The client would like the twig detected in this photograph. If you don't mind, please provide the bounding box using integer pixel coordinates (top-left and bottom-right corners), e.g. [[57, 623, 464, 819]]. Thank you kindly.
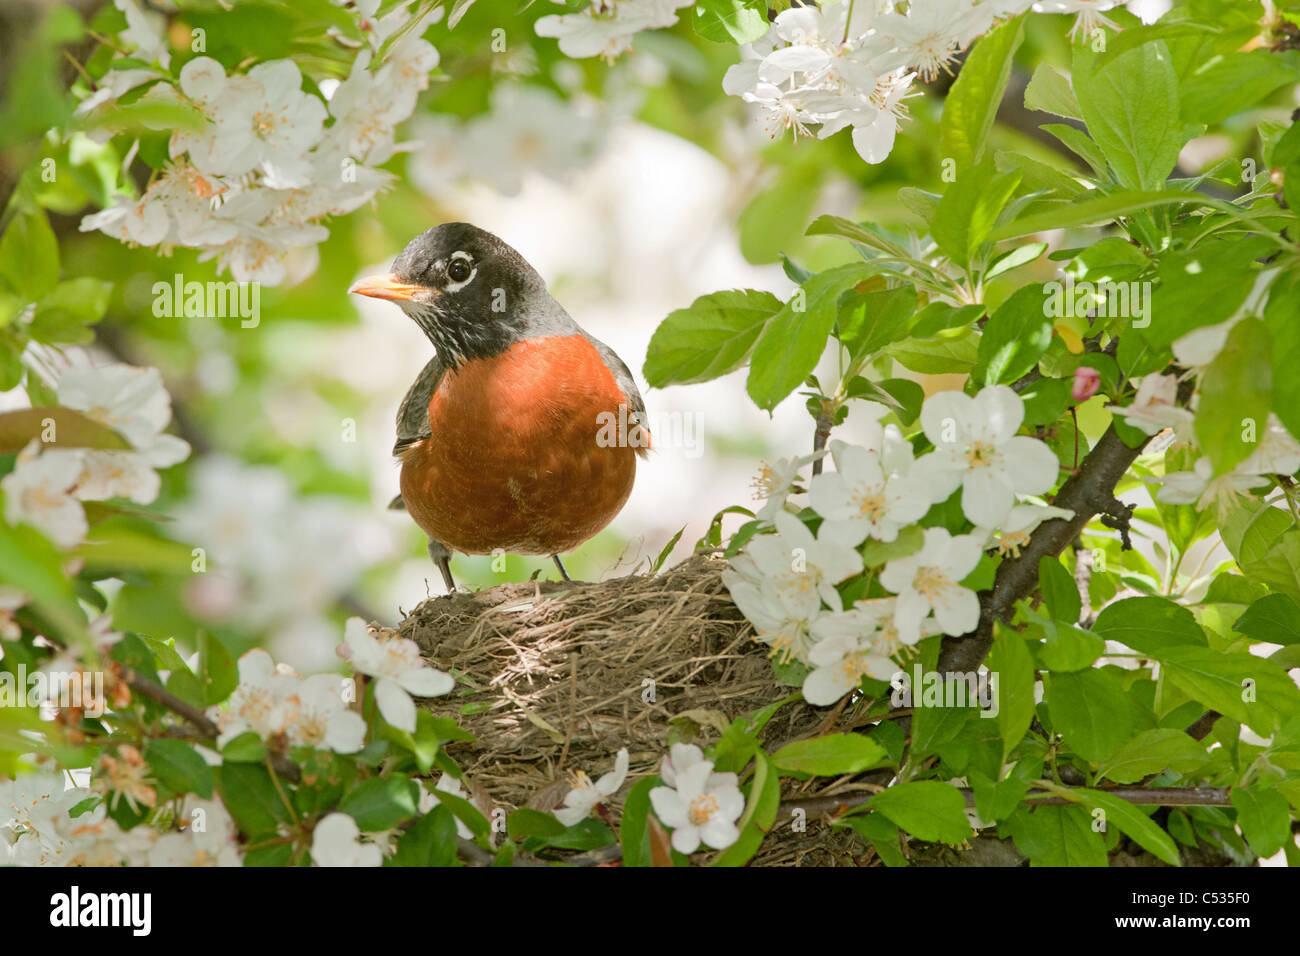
[[938, 422, 1150, 673], [119, 664, 219, 737], [119, 664, 302, 784], [779, 785, 1233, 818], [811, 407, 834, 477]]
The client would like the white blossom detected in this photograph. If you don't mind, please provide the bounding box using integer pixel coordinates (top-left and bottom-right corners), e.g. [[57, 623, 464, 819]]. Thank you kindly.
[[535, 0, 693, 61], [879, 527, 984, 643], [311, 813, 383, 867], [914, 385, 1060, 529], [340, 617, 453, 732], [809, 432, 934, 546], [649, 750, 744, 854], [554, 748, 630, 826]]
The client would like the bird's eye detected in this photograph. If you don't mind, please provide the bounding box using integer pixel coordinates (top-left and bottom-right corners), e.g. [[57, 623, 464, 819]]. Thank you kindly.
[[447, 257, 472, 283]]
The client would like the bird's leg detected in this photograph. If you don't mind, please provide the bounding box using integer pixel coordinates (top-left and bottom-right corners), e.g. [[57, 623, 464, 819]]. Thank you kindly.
[[551, 554, 571, 581], [428, 538, 456, 592]]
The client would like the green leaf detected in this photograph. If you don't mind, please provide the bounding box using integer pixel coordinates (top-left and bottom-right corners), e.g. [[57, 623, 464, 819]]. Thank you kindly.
[[1242, 531, 1300, 605], [72, 525, 197, 575], [692, 0, 768, 44], [145, 739, 215, 799], [747, 265, 874, 411], [1221, 499, 1295, 567], [970, 769, 1030, 824], [1078, 790, 1181, 866], [1073, 40, 1182, 190], [1141, 244, 1259, 350], [771, 733, 887, 776], [221, 732, 267, 764], [507, 807, 566, 840], [869, 781, 971, 844], [338, 777, 419, 831], [988, 189, 1197, 242], [939, 15, 1026, 173], [0, 209, 58, 301], [909, 303, 985, 338], [1036, 618, 1105, 673], [1155, 646, 1300, 736], [1091, 596, 1207, 655], [837, 286, 917, 362], [1041, 123, 1109, 177], [525, 817, 615, 852], [1195, 319, 1272, 474], [1047, 669, 1133, 761], [990, 625, 1036, 756], [996, 150, 1086, 199], [1038, 556, 1081, 624], [1003, 804, 1106, 866], [0, 406, 130, 454], [1230, 785, 1292, 858], [843, 812, 907, 866], [1181, 51, 1300, 126], [1095, 729, 1209, 784], [860, 523, 924, 567], [420, 787, 489, 840], [30, 277, 114, 344], [890, 329, 980, 374], [1233, 593, 1300, 646], [985, 242, 1048, 281], [196, 631, 238, 706], [1024, 63, 1081, 119], [806, 215, 912, 259], [392, 806, 460, 866], [618, 777, 658, 867], [976, 284, 1053, 386], [1264, 273, 1300, 441], [218, 763, 290, 838], [711, 751, 780, 866], [243, 843, 294, 867], [644, 289, 781, 387], [911, 695, 975, 759], [933, 159, 1021, 267]]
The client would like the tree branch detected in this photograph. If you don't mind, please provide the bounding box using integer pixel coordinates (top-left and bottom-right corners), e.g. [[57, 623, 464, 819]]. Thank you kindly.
[[119, 664, 302, 784], [780, 785, 1232, 818], [939, 422, 1150, 673]]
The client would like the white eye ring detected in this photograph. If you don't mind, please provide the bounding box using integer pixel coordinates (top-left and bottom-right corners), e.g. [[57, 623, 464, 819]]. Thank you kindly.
[[445, 252, 476, 291]]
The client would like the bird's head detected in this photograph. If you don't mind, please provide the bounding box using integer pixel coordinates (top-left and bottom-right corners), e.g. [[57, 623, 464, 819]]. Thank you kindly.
[[349, 222, 561, 368]]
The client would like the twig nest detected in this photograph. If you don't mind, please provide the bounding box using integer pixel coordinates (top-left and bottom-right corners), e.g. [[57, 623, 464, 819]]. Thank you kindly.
[[399, 554, 817, 812]]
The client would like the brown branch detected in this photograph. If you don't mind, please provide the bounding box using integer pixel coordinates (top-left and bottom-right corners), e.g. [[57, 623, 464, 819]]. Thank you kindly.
[[457, 836, 623, 868], [119, 664, 302, 784], [780, 786, 1233, 818], [939, 422, 1150, 673], [119, 664, 220, 737], [811, 407, 834, 477]]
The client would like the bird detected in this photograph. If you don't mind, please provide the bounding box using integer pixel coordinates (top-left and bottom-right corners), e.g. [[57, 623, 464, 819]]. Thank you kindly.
[[349, 222, 649, 592]]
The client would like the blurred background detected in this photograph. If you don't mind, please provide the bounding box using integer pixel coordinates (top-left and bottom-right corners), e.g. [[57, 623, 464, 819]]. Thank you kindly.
[[0, 0, 1232, 676]]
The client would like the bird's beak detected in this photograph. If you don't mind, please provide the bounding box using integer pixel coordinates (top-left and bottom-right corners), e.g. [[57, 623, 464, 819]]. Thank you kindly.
[[348, 273, 430, 303]]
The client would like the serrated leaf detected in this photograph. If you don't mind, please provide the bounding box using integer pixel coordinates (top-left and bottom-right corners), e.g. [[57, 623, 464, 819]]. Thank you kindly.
[[869, 782, 971, 844], [644, 288, 781, 387]]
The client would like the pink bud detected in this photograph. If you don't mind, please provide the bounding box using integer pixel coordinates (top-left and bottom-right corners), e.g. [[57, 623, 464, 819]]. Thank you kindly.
[[1072, 366, 1101, 403]]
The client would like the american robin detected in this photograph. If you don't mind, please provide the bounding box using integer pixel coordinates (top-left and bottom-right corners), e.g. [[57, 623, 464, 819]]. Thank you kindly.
[[349, 222, 650, 591]]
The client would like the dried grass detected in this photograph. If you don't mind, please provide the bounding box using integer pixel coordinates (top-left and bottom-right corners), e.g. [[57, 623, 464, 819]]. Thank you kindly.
[[394, 553, 877, 863]]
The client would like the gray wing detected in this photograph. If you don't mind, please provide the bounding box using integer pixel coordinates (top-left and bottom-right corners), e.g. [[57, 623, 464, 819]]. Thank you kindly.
[[583, 332, 646, 420], [388, 355, 445, 511], [583, 332, 650, 455]]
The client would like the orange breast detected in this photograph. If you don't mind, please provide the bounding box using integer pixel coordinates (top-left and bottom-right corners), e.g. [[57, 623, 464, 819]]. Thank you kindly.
[[399, 335, 643, 556]]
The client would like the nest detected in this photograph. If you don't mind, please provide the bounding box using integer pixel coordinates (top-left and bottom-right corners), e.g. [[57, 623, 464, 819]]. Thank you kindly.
[[397, 553, 877, 864]]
